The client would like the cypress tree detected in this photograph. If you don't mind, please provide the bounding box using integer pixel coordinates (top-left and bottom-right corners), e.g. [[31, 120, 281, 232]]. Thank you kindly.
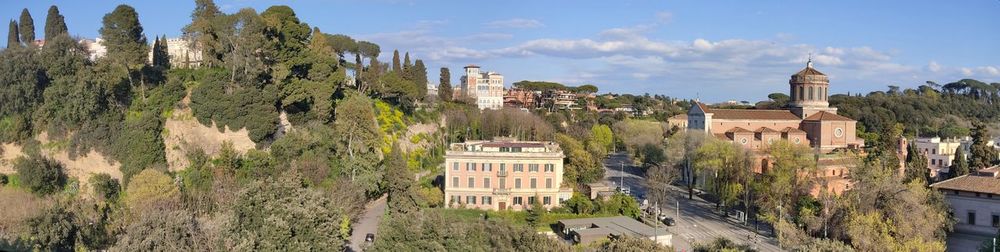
[[391, 49, 401, 72], [19, 9, 34, 44], [438, 67, 452, 102], [403, 52, 411, 69], [44, 5, 68, 41], [413, 59, 427, 98], [950, 147, 970, 178], [7, 20, 18, 48], [354, 53, 362, 86]]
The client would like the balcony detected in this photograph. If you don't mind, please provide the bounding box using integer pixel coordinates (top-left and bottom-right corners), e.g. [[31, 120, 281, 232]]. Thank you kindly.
[[493, 188, 510, 195], [498, 170, 508, 177]]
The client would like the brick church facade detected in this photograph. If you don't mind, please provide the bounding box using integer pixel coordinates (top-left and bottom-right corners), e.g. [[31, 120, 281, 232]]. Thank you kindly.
[[684, 61, 865, 195]]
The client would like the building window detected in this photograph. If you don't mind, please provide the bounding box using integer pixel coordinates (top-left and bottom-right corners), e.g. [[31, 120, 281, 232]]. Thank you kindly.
[[484, 178, 491, 188], [483, 196, 492, 205], [451, 195, 460, 204], [798, 86, 804, 100], [499, 178, 506, 189], [835, 128, 844, 138], [452, 162, 459, 171], [794, 137, 801, 144], [808, 86, 814, 100], [500, 163, 506, 171], [515, 178, 522, 189], [543, 196, 551, 205], [544, 164, 554, 172], [484, 163, 492, 172], [969, 211, 977, 225], [932, 149, 936, 155], [468, 177, 475, 188], [514, 164, 524, 172], [467, 163, 476, 171], [529, 164, 539, 172], [530, 178, 537, 189], [513, 197, 523, 205], [528, 196, 536, 204], [546, 178, 553, 189], [467, 196, 476, 205], [452, 177, 459, 187], [931, 159, 936, 165], [740, 138, 748, 144]]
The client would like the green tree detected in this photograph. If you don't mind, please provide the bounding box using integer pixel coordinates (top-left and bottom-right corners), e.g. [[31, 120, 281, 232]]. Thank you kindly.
[[151, 35, 171, 68], [403, 52, 411, 69], [14, 156, 66, 195], [111, 208, 208, 251], [598, 235, 671, 252], [555, 133, 602, 185], [438, 67, 453, 102], [325, 33, 357, 59], [0, 45, 46, 116], [100, 4, 149, 98], [90, 173, 121, 201], [18, 9, 34, 44], [562, 193, 595, 214], [950, 147, 970, 177], [220, 8, 271, 87], [334, 94, 384, 196], [755, 140, 816, 222], [695, 140, 752, 210], [969, 121, 998, 170], [44, 5, 68, 41], [27, 205, 78, 251], [590, 124, 614, 155], [226, 178, 347, 251], [260, 5, 310, 66], [904, 143, 929, 184], [525, 193, 545, 228], [183, 0, 224, 67], [7, 19, 18, 48], [391, 49, 401, 72], [412, 59, 428, 99], [600, 192, 641, 218], [356, 40, 380, 59], [386, 143, 421, 215]]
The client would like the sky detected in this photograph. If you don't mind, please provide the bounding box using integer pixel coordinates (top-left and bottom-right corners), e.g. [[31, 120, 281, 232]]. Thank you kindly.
[[2, 0, 999, 102]]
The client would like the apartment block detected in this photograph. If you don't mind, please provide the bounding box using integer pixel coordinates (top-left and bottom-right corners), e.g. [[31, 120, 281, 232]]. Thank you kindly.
[[444, 139, 572, 211]]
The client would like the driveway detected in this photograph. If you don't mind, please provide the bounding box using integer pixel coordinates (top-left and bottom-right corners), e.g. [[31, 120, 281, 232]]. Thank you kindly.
[[348, 194, 387, 251]]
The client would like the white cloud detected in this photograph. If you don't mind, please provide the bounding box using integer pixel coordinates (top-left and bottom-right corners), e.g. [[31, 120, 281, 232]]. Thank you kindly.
[[484, 18, 544, 29], [928, 61, 942, 72]]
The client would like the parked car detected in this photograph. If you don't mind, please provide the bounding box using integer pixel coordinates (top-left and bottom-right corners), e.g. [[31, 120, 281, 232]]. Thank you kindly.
[[662, 217, 676, 226], [365, 233, 375, 244], [657, 213, 669, 221]]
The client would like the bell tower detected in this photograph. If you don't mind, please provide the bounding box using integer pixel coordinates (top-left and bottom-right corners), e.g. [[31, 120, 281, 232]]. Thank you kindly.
[[789, 57, 837, 118]]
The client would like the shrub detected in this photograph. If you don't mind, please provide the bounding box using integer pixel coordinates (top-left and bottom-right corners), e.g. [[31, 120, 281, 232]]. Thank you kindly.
[[89, 173, 120, 201], [13, 156, 66, 195]]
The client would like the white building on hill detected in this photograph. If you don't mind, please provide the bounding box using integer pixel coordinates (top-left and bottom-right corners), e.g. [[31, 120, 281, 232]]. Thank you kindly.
[[460, 65, 504, 110]]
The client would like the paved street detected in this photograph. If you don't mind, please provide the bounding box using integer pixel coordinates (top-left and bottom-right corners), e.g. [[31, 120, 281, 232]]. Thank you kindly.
[[348, 194, 387, 252], [602, 152, 783, 251]]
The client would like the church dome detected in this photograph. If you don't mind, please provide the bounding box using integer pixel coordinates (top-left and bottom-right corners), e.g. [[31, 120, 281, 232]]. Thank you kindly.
[[790, 60, 828, 83]]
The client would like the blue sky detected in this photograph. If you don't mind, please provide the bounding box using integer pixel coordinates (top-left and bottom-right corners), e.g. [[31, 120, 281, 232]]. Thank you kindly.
[[2, 0, 998, 102]]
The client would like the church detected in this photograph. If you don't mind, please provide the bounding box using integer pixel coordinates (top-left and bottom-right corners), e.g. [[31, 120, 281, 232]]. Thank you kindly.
[[682, 60, 865, 194]]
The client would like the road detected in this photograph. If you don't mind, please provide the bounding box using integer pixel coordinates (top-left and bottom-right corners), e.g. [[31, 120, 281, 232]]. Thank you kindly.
[[602, 152, 783, 251], [348, 194, 386, 252]]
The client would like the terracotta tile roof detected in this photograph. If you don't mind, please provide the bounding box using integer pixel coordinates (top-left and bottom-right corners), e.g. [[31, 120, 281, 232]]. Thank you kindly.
[[727, 127, 753, 134], [695, 102, 710, 113], [714, 133, 731, 140], [931, 167, 1000, 194], [706, 108, 801, 121], [669, 114, 688, 120], [793, 66, 826, 76], [803, 111, 854, 121], [782, 127, 806, 133], [756, 127, 780, 133]]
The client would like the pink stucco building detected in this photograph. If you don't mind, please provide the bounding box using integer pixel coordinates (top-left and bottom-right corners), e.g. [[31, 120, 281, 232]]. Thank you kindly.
[[444, 139, 573, 211]]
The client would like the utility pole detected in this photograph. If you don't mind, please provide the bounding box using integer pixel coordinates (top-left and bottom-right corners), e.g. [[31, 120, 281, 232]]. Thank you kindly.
[[620, 161, 624, 192]]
